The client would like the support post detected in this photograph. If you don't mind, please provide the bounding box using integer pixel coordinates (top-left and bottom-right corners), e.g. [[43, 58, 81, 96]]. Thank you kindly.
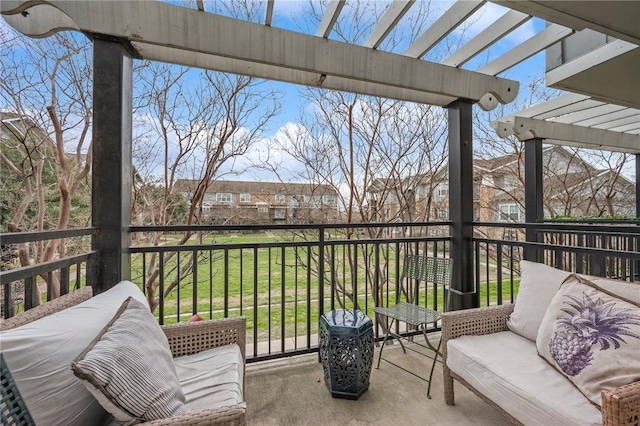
[[448, 100, 476, 310], [88, 37, 133, 293], [524, 138, 544, 262]]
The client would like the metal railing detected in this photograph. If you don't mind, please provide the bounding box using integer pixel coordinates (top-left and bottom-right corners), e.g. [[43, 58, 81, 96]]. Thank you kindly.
[[2, 220, 638, 363], [128, 222, 451, 361], [0, 228, 94, 318]]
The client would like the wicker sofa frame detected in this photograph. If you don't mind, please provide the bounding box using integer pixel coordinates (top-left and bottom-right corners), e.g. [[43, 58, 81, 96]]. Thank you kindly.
[[441, 303, 640, 426], [1, 286, 247, 426]]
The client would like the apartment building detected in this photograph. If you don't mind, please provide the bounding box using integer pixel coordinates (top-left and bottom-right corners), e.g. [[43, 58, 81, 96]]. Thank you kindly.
[[174, 179, 340, 225], [368, 146, 636, 228]]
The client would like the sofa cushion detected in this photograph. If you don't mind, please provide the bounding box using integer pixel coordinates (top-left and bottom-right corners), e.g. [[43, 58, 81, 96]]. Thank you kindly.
[[537, 274, 640, 407], [174, 343, 244, 412], [587, 276, 640, 304], [447, 331, 602, 426], [72, 297, 188, 424], [507, 260, 572, 341], [0, 281, 147, 426]]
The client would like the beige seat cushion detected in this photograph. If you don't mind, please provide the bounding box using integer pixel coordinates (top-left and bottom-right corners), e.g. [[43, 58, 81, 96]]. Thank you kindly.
[[174, 344, 244, 412], [447, 331, 602, 426], [0, 281, 148, 426]]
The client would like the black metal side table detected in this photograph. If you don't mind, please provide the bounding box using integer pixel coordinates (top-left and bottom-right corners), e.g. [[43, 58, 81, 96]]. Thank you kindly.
[[319, 309, 374, 400]]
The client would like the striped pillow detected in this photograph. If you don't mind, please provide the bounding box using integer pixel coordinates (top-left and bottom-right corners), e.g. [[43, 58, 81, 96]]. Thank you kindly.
[[72, 297, 188, 423]]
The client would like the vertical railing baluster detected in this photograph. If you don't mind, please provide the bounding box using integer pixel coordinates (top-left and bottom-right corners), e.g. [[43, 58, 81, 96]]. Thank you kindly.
[[159, 253, 165, 325], [268, 247, 272, 355], [3, 283, 13, 319], [223, 249, 228, 318], [281, 245, 286, 354], [192, 249, 198, 316], [253, 247, 259, 357], [306, 244, 311, 349], [60, 266, 69, 296]]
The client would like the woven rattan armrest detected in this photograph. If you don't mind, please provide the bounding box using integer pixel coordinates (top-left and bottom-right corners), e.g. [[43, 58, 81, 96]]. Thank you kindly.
[[162, 317, 247, 360], [441, 303, 514, 344], [602, 381, 640, 426], [0, 286, 94, 331], [141, 402, 247, 426]]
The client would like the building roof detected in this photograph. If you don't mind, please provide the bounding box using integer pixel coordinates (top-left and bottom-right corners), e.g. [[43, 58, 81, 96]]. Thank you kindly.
[[174, 179, 337, 196]]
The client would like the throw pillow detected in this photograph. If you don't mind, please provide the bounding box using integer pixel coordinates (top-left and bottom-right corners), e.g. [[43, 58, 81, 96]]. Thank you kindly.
[[0, 281, 148, 426], [536, 274, 640, 407], [72, 297, 188, 424], [507, 260, 572, 341]]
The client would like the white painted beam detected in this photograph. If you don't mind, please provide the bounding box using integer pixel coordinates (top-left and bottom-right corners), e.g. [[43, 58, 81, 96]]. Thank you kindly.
[[508, 93, 589, 119], [315, 0, 345, 38], [265, 0, 274, 26], [363, 0, 415, 49], [546, 39, 639, 87], [534, 99, 601, 120], [491, 116, 640, 153], [591, 113, 640, 130], [550, 104, 626, 125], [442, 9, 530, 67], [478, 24, 573, 76], [2, 1, 519, 106], [134, 42, 458, 106], [403, 0, 485, 58]]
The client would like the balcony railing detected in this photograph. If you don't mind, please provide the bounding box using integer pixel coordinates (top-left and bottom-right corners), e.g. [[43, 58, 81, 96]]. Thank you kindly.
[[2, 221, 638, 362]]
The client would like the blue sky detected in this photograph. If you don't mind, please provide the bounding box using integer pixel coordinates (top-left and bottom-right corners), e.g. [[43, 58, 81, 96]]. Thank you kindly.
[[1, 1, 634, 181]]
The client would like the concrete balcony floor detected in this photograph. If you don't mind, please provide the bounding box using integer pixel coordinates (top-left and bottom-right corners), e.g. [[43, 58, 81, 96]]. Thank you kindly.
[[245, 337, 511, 426]]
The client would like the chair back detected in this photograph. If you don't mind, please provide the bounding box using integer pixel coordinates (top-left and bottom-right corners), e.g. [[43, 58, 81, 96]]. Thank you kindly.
[[402, 254, 453, 311], [1, 353, 34, 426]]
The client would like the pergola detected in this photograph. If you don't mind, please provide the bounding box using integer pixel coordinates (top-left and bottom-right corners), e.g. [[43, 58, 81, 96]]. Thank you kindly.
[[490, 93, 640, 259], [2, 0, 639, 307]]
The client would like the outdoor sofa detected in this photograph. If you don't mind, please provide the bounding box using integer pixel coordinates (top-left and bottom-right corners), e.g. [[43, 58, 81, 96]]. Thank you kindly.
[[1, 281, 246, 425], [442, 260, 640, 425]]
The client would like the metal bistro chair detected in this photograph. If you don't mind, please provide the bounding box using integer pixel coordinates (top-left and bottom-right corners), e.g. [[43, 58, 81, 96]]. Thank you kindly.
[[374, 254, 454, 399]]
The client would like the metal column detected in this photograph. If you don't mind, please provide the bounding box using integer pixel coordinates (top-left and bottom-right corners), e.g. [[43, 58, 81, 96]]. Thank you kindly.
[[88, 36, 133, 293], [524, 138, 544, 262], [448, 100, 476, 310]]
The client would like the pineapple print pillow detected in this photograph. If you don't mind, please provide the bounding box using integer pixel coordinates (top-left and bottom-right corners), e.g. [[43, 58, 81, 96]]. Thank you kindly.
[[536, 274, 640, 407]]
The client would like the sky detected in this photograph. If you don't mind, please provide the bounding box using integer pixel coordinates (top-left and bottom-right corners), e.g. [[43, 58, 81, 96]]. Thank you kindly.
[[1, 0, 635, 182]]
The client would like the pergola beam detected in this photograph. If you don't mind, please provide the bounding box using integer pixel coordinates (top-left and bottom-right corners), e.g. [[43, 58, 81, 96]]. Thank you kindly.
[[133, 42, 457, 105], [492, 116, 640, 153], [363, 0, 414, 49], [1, 0, 519, 107], [265, 0, 274, 26], [315, 0, 345, 38], [404, 0, 485, 59], [478, 24, 574, 76], [442, 9, 530, 67]]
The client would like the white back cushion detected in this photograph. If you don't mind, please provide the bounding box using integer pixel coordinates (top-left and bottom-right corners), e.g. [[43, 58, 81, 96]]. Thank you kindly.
[[507, 261, 572, 341], [1, 281, 147, 426]]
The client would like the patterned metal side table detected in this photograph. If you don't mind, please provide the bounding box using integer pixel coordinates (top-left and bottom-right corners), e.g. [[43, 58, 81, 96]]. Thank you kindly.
[[319, 309, 374, 400]]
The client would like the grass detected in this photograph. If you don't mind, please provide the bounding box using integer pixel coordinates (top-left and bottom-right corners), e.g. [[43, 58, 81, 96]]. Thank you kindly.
[[127, 232, 522, 343]]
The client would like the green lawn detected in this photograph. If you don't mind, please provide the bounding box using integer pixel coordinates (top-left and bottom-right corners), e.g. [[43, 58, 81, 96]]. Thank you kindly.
[[128, 232, 521, 342]]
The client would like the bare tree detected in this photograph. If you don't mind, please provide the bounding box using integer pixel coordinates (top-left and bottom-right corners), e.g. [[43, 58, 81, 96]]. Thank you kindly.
[[1, 30, 93, 302], [133, 62, 281, 311]]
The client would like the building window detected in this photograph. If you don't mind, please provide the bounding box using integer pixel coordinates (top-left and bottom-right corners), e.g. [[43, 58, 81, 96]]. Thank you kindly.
[[273, 209, 286, 219], [258, 206, 268, 213], [216, 193, 233, 204], [322, 195, 336, 204], [240, 193, 251, 202], [497, 203, 522, 222], [435, 183, 448, 200], [275, 194, 285, 203]]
